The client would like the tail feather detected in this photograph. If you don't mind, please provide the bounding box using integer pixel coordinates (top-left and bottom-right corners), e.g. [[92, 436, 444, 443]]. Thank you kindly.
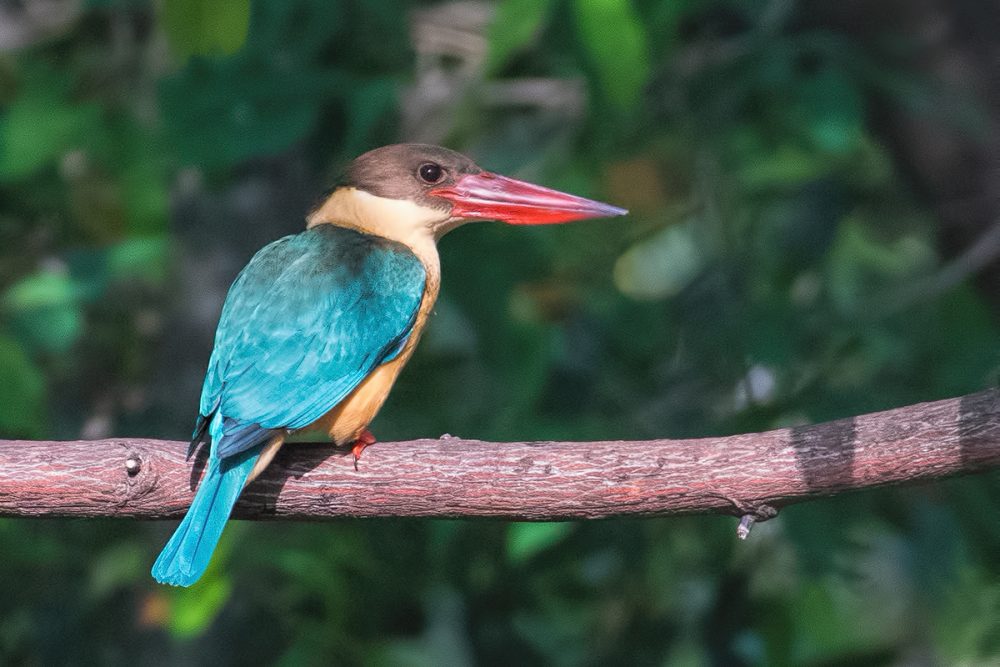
[[151, 446, 261, 586]]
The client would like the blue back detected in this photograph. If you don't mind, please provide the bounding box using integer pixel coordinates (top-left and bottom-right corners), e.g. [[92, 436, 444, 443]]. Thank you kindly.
[[200, 224, 426, 458]]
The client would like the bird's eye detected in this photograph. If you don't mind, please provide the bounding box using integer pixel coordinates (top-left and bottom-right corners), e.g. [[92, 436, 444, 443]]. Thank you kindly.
[[418, 162, 444, 184]]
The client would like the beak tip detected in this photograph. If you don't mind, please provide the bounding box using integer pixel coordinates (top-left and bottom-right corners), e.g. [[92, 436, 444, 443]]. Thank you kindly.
[[595, 203, 629, 218]]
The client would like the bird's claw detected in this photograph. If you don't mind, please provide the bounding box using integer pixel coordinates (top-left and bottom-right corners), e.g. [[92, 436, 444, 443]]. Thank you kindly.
[[351, 430, 376, 471]]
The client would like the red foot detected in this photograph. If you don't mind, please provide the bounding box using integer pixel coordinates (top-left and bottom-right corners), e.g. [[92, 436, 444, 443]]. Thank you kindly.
[[351, 430, 376, 471]]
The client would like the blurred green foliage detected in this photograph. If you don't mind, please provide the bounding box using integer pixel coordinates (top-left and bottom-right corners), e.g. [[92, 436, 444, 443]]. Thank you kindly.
[[161, 0, 252, 60], [1, 0, 999, 664]]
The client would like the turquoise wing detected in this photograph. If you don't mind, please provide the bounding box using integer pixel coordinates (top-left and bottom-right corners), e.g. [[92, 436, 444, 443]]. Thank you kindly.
[[198, 224, 426, 458]]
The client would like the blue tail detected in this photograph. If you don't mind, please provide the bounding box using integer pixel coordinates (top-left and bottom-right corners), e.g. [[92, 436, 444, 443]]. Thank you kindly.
[[151, 446, 261, 586]]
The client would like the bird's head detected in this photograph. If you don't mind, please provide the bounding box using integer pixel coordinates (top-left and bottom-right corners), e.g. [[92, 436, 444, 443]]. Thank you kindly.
[[308, 144, 627, 247]]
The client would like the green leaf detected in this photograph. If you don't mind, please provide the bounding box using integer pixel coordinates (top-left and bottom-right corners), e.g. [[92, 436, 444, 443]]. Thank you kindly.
[[572, 0, 650, 108], [3, 270, 86, 355], [168, 575, 232, 637], [166, 526, 241, 637], [4, 269, 84, 311], [0, 66, 101, 181], [797, 66, 865, 154], [106, 237, 170, 284], [88, 543, 145, 600], [736, 143, 832, 191], [161, 0, 252, 59], [507, 522, 573, 563], [613, 222, 705, 300], [485, 0, 554, 74], [109, 122, 170, 236], [826, 218, 935, 311], [0, 336, 45, 437]]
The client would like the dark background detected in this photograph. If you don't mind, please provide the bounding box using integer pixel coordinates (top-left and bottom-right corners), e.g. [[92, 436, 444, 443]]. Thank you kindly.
[[2, 0, 1000, 664]]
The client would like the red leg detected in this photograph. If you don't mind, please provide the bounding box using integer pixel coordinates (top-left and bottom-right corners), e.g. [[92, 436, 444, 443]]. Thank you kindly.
[[351, 429, 376, 471]]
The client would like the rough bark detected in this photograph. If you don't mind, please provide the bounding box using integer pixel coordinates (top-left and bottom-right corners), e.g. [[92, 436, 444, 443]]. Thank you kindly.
[[0, 390, 998, 523]]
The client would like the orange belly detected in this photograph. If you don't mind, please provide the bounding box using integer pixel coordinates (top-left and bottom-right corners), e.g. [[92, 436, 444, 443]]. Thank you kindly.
[[305, 355, 409, 445]]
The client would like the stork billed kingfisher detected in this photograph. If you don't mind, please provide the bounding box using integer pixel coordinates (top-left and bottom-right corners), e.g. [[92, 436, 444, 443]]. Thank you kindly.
[[152, 144, 626, 586]]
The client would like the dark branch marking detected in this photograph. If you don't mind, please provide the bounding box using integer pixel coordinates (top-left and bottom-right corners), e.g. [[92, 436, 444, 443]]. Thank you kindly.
[[789, 416, 856, 493], [959, 390, 1000, 467]]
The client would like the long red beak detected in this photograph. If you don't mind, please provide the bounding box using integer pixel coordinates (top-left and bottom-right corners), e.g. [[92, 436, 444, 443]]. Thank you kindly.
[[429, 172, 627, 225]]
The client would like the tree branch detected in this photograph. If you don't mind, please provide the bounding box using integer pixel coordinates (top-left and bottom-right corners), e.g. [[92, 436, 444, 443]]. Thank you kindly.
[[1, 390, 998, 524]]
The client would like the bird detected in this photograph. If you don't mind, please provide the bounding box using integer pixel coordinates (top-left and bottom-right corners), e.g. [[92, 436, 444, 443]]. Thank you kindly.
[[151, 144, 627, 586]]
